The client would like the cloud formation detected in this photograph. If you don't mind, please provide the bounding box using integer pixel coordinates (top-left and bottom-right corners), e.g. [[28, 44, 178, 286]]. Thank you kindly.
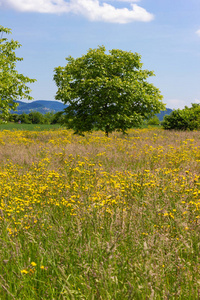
[[0, 0, 154, 23], [194, 99, 200, 104], [196, 29, 200, 37], [167, 99, 187, 110], [167, 98, 200, 110], [107, 0, 141, 2]]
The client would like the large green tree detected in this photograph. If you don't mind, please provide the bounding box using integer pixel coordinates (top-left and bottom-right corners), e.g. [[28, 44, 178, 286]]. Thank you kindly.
[[0, 26, 36, 121], [54, 46, 165, 136]]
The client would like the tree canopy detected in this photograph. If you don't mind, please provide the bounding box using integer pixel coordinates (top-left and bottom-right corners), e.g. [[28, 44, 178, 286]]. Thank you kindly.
[[162, 103, 200, 131], [54, 46, 165, 135], [0, 25, 36, 121]]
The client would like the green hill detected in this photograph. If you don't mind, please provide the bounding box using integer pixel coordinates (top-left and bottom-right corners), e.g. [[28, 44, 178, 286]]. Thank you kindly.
[[11, 100, 173, 121], [11, 100, 68, 114]]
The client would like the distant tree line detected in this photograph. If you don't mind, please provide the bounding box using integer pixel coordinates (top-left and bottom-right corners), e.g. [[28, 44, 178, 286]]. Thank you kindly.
[[5, 110, 161, 127], [162, 103, 200, 131], [7, 104, 199, 131], [8, 111, 65, 125]]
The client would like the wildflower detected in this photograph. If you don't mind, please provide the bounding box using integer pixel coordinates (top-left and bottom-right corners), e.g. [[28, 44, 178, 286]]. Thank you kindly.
[[31, 262, 37, 267], [21, 269, 28, 274], [40, 265, 47, 270]]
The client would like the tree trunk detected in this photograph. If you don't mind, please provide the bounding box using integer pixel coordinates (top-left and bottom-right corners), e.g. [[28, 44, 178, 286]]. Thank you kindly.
[[105, 125, 109, 137]]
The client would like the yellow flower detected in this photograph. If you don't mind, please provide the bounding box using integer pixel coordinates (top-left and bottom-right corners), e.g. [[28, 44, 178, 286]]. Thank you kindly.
[[21, 269, 28, 274], [31, 262, 37, 267]]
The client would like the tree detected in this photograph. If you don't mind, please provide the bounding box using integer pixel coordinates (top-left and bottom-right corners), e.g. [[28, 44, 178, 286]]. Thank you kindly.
[[8, 113, 20, 123], [162, 103, 200, 131], [28, 111, 45, 124], [20, 112, 32, 124], [54, 46, 165, 136], [51, 111, 65, 124], [43, 112, 54, 125], [0, 26, 36, 121], [147, 115, 160, 126]]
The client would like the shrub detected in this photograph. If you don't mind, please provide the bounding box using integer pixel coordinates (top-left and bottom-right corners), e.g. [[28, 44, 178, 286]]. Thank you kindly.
[[147, 115, 160, 126], [28, 112, 45, 124], [19, 113, 32, 124], [51, 111, 65, 124], [8, 113, 20, 123], [162, 103, 200, 130], [43, 112, 55, 125]]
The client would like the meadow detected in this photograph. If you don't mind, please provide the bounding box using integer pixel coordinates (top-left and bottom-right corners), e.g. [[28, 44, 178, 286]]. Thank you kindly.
[[0, 126, 200, 299]]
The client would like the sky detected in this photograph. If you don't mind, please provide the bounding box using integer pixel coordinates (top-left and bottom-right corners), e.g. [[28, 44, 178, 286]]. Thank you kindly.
[[0, 0, 200, 109]]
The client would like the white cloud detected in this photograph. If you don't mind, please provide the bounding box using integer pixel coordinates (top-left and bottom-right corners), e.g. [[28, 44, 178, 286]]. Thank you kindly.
[[196, 29, 200, 37], [166, 99, 200, 110], [107, 0, 141, 2], [194, 98, 200, 104], [0, 0, 154, 23], [166, 99, 188, 109], [0, 0, 70, 13]]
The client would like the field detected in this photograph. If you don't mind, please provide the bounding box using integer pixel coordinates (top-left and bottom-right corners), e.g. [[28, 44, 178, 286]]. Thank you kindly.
[[0, 123, 61, 131], [0, 126, 200, 299]]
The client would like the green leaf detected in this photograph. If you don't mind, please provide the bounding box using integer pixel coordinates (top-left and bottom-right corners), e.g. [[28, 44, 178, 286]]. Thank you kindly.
[[54, 46, 165, 136], [0, 25, 36, 122]]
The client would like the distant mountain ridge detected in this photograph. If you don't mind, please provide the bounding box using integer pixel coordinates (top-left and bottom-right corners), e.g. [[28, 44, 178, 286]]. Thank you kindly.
[[11, 100, 173, 121], [156, 108, 173, 121], [11, 100, 68, 114]]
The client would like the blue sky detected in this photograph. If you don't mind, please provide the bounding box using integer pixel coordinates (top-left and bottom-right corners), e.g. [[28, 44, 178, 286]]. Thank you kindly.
[[0, 0, 200, 109]]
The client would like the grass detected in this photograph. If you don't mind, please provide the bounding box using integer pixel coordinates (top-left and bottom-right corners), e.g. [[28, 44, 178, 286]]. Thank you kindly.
[[0, 127, 200, 299], [0, 123, 62, 131]]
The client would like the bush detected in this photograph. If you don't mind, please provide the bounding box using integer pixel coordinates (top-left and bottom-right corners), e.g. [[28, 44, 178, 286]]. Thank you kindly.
[[43, 112, 55, 125], [19, 113, 32, 124], [8, 114, 20, 123], [7, 111, 65, 125], [162, 103, 200, 130], [28, 112, 45, 124], [147, 115, 160, 126], [51, 111, 65, 124]]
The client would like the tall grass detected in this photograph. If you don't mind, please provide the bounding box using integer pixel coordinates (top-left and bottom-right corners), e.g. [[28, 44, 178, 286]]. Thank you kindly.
[[0, 123, 61, 131], [0, 127, 200, 299]]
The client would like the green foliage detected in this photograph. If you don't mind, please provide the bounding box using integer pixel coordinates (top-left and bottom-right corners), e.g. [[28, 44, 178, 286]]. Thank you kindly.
[[54, 46, 165, 136], [0, 123, 61, 130], [43, 112, 55, 125], [28, 111, 45, 124], [0, 129, 200, 298], [147, 115, 160, 126], [8, 113, 20, 123], [20, 112, 32, 124], [6, 111, 64, 125], [0, 25, 36, 121], [50, 111, 65, 124], [162, 103, 200, 130]]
